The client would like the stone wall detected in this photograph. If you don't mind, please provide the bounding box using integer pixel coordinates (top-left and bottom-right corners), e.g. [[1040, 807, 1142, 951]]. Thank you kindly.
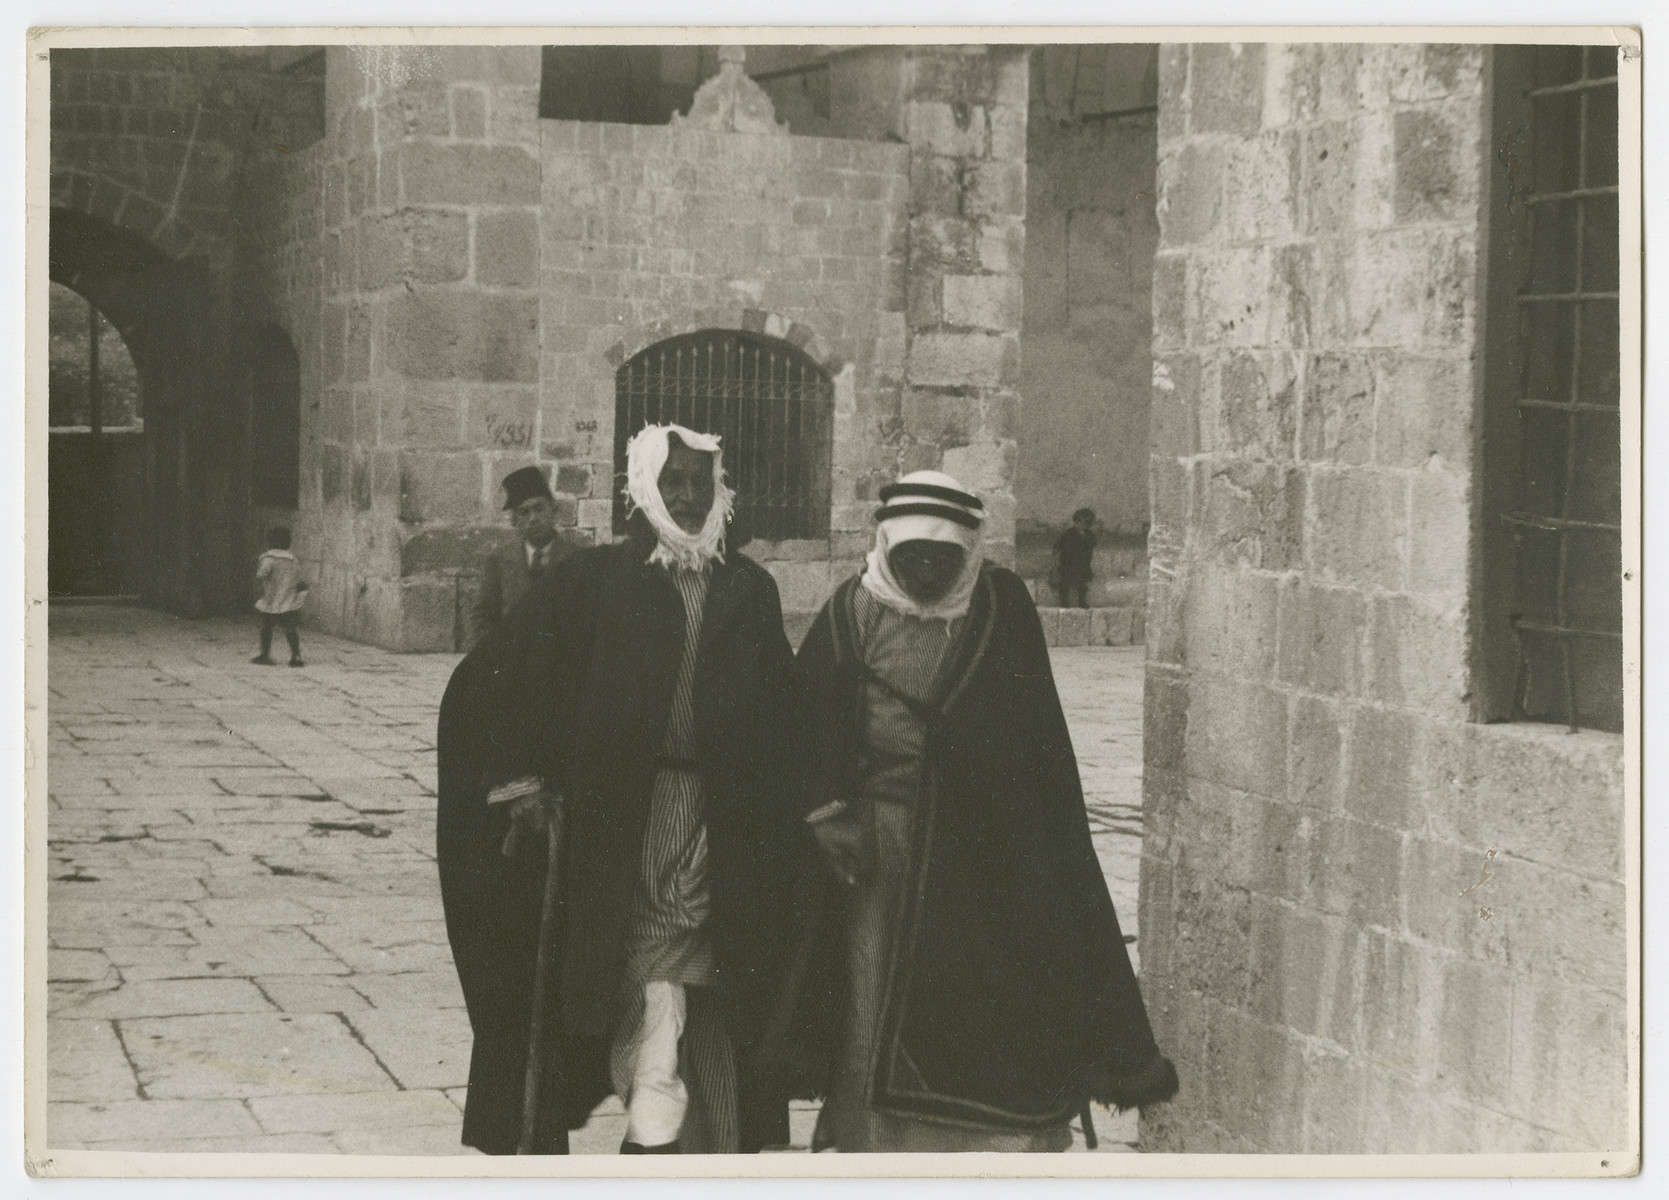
[[1020, 45, 1158, 545], [49, 47, 326, 613], [535, 103, 909, 630], [50, 47, 324, 262], [1139, 43, 1627, 1153], [257, 45, 1028, 647], [265, 46, 545, 649]]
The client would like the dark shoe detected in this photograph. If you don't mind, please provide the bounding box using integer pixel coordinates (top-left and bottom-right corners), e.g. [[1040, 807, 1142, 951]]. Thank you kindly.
[[251, 655, 275, 665], [288, 658, 305, 668], [620, 1140, 680, 1154]]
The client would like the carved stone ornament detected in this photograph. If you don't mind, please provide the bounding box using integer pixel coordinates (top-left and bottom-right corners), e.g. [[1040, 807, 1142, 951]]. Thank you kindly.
[[672, 45, 788, 136]]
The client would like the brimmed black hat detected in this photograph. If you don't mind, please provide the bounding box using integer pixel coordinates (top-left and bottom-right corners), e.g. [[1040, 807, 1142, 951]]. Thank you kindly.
[[501, 466, 554, 511]]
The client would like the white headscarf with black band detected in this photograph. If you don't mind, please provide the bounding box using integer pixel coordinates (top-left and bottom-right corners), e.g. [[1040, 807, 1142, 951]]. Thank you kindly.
[[623, 423, 736, 572], [861, 470, 985, 621]]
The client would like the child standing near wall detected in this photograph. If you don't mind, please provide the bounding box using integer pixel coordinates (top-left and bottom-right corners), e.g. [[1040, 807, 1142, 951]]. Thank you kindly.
[[1050, 507, 1098, 609], [253, 526, 308, 667]]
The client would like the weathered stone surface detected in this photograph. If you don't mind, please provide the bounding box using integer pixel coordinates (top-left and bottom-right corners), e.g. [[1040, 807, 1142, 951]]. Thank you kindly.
[[399, 142, 540, 207], [473, 208, 540, 288], [385, 291, 539, 383], [121, 1011, 398, 1099]]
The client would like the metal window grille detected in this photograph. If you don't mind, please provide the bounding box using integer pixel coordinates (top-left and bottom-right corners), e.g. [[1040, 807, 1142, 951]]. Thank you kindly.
[[1504, 45, 1623, 733], [613, 330, 835, 541]]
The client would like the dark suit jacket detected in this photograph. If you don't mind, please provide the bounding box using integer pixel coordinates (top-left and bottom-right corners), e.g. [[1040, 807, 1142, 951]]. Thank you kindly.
[[467, 539, 569, 652]]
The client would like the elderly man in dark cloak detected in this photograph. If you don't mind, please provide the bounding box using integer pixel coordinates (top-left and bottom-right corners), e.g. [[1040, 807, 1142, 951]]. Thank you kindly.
[[436, 424, 799, 1155], [769, 470, 1178, 1152]]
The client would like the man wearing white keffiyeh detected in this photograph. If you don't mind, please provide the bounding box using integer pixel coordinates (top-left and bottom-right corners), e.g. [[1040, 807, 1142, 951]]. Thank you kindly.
[[436, 423, 802, 1156]]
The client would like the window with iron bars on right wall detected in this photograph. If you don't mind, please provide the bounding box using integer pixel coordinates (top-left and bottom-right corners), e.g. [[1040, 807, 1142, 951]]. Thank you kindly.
[[1477, 44, 1623, 733]]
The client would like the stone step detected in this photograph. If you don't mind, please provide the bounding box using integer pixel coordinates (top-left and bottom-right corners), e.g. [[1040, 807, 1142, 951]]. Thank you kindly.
[[1037, 605, 1146, 647]]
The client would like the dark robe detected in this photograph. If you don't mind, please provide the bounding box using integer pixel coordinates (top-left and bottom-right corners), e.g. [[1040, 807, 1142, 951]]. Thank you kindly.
[[765, 564, 1178, 1133], [436, 533, 801, 1154]]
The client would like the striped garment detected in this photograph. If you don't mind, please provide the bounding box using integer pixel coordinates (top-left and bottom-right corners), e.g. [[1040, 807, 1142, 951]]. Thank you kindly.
[[812, 584, 1072, 1153], [609, 564, 739, 1152]]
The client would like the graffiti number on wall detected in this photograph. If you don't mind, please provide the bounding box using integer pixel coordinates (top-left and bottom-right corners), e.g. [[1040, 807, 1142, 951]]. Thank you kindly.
[[485, 413, 532, 449]]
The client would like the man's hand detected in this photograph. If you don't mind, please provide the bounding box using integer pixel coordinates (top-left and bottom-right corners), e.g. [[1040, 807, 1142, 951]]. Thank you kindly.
[[500, 790, 554, 857], [810, 811, 871, 887]]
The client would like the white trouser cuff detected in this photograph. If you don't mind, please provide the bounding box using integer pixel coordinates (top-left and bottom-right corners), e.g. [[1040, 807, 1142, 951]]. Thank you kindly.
[[623, 980, 688, 1147]]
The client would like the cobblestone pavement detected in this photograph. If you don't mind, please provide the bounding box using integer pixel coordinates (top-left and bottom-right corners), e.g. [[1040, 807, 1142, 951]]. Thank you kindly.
[[44, 604, 1146, 1157]]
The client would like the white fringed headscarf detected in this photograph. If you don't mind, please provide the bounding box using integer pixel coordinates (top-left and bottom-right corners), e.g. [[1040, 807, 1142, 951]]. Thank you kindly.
[[861, 470, 985, 622], [623, 423, 735, 572]]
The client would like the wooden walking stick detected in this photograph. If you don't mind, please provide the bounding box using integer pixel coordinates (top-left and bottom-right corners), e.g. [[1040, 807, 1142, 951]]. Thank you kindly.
[[507, 792, 567, 1155], [1080, 1102, 1099, 1150]]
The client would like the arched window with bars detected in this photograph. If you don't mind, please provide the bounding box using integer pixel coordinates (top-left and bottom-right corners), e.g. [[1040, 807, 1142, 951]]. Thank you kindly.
[[613, 330, 835, 542]]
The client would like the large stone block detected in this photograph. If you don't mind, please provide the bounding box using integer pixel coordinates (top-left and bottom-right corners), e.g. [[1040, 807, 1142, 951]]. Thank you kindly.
[[399, 576, 459, 652], [1208, 349, 1299, 462], [904, 100, 988, 159], [1407, 467, 1470, 597], [1276, 580, 1367, 698], [1157, 141, 1223, 248], [1366, 593, 1467, 716], [1442, 722, 1625, 884], [397, 451, 482, 525], [939, 439, 1015, 494], [1056, 607, 1090, 646], [1358, 933, 1444, 1079], [1372, 353, 1473, 469], [1200, 461, 1305, 572], [379, 383, 464, 450], [1506, 975, 1629, 1148], [941, 274, 1022, 332], [1153, 253, 1189, 349], [385, 291, 539, 384], [1344, 706, 1420, 829], [1302, 813, 1403, 930], [1305, 467, 1405, 589], [1392, 104, 1476, 225], [1185, 675, 1288, 798], [1345, 228, 1477, 349], [1288, 693, 1344, 810], [1189, 43, 1267, 137], [1301, 352, 1374, 465], [1222, 131, 1300, 244], [433, 45, 542, 87], [1249, 905, 1358, 1046], [1143, 666, 1189, 776], [400, 523, 511, 576], [473, 208, 539, 288], [400, 142, 540, 207], [1151, 353, 1201, 459], [1433, 957, 1515, 1109], [899, 389, 974, 445], [1090, 606, 1136, 646], [964, 159, 1026, 220], [1183, 562, 1279, 681]]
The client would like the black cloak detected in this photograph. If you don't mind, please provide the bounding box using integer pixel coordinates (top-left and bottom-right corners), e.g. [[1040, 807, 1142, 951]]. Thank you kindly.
[[764, 564, 1178, 1131], [436, 533, 801, 1154]]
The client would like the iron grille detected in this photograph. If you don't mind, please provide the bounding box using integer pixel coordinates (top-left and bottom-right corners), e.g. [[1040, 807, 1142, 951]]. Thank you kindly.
[[613, 330, 835, 542], [1504, 45, 1622, 732]]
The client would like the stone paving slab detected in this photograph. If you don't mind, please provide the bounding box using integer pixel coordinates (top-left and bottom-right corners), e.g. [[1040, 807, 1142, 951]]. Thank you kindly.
[[44, 605, 1149, 1157]]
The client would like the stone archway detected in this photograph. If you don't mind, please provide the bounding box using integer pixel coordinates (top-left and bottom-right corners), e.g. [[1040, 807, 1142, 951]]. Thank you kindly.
[[49, 205, 213, 612]]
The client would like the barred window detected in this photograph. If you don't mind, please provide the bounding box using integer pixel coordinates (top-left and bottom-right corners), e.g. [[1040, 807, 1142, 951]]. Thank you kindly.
[[613, 330, 835, 542], [1480, 45, 1622, 732]]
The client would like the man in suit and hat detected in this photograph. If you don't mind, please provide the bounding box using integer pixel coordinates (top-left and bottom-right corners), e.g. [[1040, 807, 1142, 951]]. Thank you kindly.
[[467, 466, 571, 652]]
